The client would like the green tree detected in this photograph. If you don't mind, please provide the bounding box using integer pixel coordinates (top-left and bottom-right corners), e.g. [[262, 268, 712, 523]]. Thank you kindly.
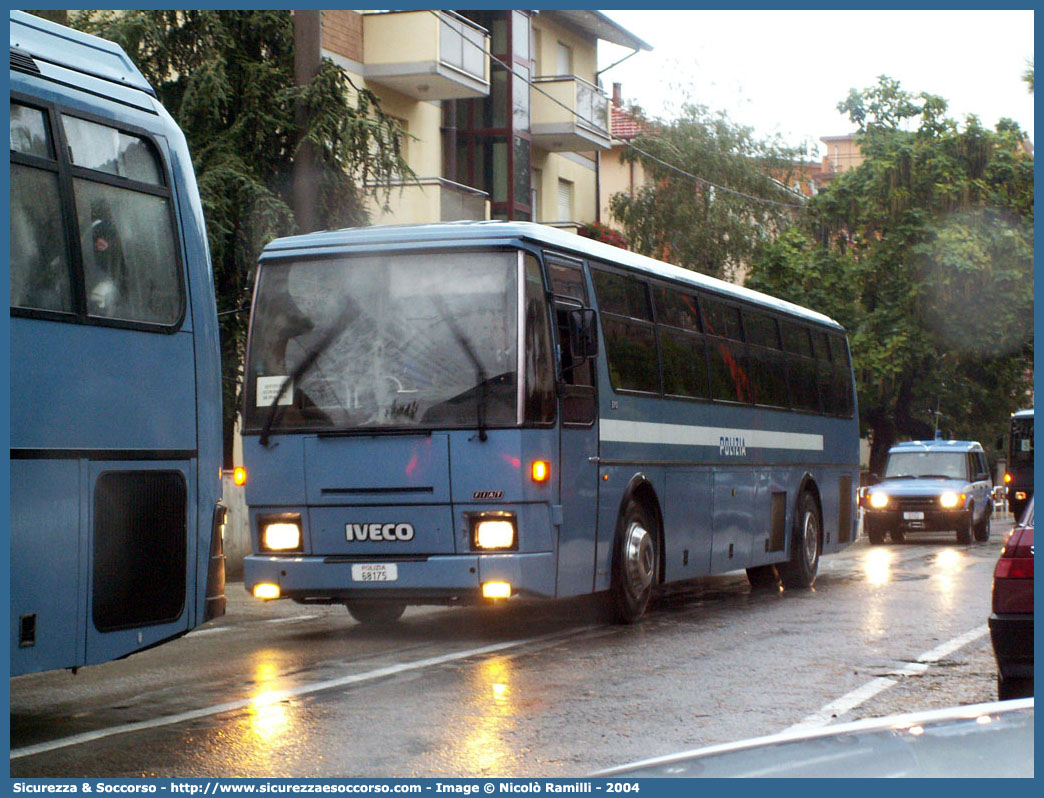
[[747, 76, 1034, 473], [609, 102, 806, 281], [74, 10, 412, 463]]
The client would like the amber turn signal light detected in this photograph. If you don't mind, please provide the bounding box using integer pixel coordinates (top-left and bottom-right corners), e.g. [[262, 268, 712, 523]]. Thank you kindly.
[[233, 466, 247, 486], [531, 460, 550, 483]]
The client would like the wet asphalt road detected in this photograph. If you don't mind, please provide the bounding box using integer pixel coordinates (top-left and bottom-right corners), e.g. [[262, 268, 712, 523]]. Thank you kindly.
[[10, 521, 1013, 777]]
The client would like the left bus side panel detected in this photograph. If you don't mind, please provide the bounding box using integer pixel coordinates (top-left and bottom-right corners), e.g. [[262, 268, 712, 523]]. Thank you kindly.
[[10, 460, 86, 674]]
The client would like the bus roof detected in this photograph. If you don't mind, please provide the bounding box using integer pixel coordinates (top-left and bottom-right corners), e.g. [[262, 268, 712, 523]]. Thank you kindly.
[[261, 221, 844, 331], [10, 10, 155, 97]]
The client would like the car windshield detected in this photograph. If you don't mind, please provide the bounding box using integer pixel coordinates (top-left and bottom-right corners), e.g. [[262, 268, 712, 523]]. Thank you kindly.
[[243, 249, 519, 433], [883, 451, 968, 480]]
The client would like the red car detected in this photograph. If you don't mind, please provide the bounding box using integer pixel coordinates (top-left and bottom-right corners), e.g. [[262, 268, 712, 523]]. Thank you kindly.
[[990, 499, 1034, 700]]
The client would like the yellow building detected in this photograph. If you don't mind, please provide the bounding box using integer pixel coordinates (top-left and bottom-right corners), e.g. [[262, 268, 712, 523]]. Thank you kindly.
[[318, 10, 649, 230], [819, 134, 865, 174]]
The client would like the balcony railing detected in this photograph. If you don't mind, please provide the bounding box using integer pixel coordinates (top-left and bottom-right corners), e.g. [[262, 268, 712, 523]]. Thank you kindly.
[[531, 76, 611, 152], [363, 11, 489, 101], [366, 178, 490, 225]]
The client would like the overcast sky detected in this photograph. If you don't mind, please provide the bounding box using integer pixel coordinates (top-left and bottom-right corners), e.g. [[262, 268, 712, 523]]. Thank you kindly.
[[598, 9, 1035, 159]]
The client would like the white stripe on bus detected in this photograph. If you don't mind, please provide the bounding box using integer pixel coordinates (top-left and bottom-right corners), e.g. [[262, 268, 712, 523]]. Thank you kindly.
[[599, 419, 824, 451]]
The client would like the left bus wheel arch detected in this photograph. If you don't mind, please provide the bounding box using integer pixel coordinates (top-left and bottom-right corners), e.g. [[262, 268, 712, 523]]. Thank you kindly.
[[796, 473, 824, 548], [618, 474, 665, 586]]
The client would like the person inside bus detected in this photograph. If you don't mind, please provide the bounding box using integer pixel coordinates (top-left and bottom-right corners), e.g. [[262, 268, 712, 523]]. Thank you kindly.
[[83, 206, 126, 317]]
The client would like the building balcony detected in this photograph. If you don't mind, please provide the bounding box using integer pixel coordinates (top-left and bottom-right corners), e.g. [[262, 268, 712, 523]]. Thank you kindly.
[[363, 11, 489, 101], [367, 178, 490, 225], [531, 76, 611, 152]]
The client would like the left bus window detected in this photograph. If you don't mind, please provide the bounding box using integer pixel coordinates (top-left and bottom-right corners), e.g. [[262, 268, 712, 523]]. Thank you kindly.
[[73, 179, 180, 324], [10, 102, 72, 313]]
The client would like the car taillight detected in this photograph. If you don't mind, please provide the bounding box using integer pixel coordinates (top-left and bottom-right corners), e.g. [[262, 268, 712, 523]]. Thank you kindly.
[[992, 526, 1035, 614]]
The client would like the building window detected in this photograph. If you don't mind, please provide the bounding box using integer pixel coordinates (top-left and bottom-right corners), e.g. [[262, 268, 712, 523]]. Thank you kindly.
[[557, 178, 573, 222], [556, 42, 572, 75]]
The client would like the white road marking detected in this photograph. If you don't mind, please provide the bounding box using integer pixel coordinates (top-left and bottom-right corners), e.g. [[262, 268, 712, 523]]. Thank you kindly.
[[10, 625, 599, 761], [264, 614, 320, 625], [184, 627, 231, 637], [784, 624, 990, 733]]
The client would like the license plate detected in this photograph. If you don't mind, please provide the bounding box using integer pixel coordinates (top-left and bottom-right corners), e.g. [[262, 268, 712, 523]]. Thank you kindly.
[[351, 564, 398, 582], [903, 511, 924, 520]]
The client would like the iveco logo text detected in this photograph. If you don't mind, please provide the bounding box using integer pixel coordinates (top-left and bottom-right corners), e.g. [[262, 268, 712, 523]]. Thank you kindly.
[[720, 436, 747, 457], [346, 523, 415, 542]]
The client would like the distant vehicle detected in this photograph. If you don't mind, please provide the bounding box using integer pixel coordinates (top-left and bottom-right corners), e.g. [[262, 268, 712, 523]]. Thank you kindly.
[[594, 699, 1034, 777], [1004, 409, 1033, 521], [990, 498, 1034, 700], [9, 11, 225, 675], [861, 437, 996, 545], [239, 221, 859, 625]]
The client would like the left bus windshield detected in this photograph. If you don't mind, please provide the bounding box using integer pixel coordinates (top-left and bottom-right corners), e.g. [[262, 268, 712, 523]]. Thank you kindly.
[[244, 249, 519, 433]]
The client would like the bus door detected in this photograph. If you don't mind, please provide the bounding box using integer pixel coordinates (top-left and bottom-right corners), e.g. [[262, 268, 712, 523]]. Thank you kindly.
[[546, 256, 600, 596]]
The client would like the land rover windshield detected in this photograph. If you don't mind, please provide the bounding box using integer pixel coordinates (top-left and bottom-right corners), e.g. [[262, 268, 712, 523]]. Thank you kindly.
[[243, 250, 520, 434]]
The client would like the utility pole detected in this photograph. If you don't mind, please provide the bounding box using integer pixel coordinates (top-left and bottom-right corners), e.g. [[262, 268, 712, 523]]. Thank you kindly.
[[293, 10, 322, 234]]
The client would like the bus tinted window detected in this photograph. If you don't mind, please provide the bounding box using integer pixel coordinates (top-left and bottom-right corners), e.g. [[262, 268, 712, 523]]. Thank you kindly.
[[748, 345, 789, 408], [811, 329, 832, 362], [602, 316, 659, 393], [547, 261, 587, 303], [787, 354, 820, 412], [10, 165, 73, 312], [653, 284, 701, 332], [660, 327, 709, 398], [592, 269, 652, 320], [708, 338, 751, 403], [74, 179, 180, 324], [702, 297, 743, 340], [10, 102, 52, 158], [743, 310, 781, 349], [63, 115, 163, 185], [782, 321, 813, 357], [524, 254, 555, 424]]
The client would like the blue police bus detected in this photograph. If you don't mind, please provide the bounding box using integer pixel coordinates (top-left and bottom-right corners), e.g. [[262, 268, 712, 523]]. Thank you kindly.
[[241, 222, 858, 624], [10, 11, 225, 674]]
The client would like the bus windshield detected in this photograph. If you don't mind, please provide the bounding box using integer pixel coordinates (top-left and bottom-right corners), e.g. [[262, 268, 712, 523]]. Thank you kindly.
[[244, 250, 519, 433], [1011, 417, 1033, 467]]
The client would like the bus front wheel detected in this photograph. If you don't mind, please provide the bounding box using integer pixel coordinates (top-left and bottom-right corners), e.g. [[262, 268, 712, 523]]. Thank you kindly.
[[345, 599, 407, 625], [779, 492, 821, 589], [609, 499, 658, 624]]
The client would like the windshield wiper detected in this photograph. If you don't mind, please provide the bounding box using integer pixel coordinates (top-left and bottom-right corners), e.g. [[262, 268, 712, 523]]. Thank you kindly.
[[259, 302, 356, 448], [433, 296, 488, 442]]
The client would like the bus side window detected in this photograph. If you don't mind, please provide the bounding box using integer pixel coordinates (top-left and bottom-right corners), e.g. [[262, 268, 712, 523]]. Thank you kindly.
[[10, 102, 73, 313], [546, 257, 595, 424]]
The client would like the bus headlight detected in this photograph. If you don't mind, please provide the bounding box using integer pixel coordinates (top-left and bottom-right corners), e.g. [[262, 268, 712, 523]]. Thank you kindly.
[[260, 516, 302, 552], [869, 491, 889, 509], [470, 512, 517, 551], [939, 491, 964, 509]]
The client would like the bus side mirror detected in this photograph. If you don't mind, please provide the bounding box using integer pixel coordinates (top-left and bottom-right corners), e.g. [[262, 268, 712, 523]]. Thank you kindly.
[[569, 308, 598, 360]]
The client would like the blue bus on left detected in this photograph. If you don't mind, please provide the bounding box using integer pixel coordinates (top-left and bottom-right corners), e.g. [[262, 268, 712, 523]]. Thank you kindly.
[[9, 11, 225, 675]]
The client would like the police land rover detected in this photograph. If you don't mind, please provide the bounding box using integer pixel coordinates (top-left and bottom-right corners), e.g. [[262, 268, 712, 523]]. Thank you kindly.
[[862, 437, 999, 545]]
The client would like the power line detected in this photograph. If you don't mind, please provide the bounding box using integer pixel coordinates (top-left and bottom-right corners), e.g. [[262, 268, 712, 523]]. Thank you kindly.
[[425, 10, 806, 210]]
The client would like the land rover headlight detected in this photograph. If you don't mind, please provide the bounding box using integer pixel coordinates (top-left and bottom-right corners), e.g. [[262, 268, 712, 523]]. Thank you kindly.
[[869, 491, 889, 509], [939, 491, 963, 509], [261, 516, 303, 551]]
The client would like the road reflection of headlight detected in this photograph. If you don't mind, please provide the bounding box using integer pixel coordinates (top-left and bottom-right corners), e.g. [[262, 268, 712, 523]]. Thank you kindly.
[[249, 660, 289, 742], [864, 548, 893, 586], [935, 548, 962, 572]]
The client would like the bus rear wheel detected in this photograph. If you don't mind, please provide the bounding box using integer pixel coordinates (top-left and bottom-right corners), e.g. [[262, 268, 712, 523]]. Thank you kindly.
[[609, 499, 658, 624], [779, 492, 821, 589], [345, 599, 407, 625]]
